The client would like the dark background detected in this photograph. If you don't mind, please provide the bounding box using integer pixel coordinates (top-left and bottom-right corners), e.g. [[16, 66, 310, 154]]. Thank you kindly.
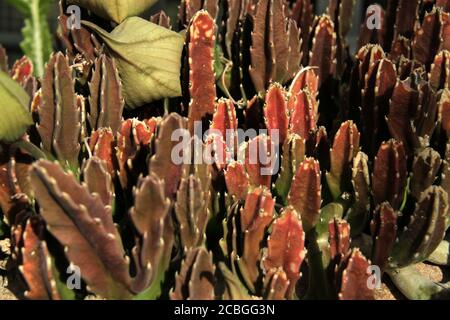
[[0, 0, 381, 66]]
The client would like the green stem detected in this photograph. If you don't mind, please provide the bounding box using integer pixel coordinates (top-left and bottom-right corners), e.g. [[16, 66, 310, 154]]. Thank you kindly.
[[30, 0, 44, 77], [12, 140, 48, 160], [305, 230, 334, 299]]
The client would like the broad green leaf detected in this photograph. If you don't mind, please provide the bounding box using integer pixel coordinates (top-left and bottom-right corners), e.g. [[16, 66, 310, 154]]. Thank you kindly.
[[0, 71, 33, 142], [68, 0, 158, 24], [82, 17, 184, 108], [6, 0, 53, 77]]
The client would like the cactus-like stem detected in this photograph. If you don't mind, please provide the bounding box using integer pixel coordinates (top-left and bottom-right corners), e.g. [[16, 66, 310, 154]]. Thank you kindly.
[[20, 216, 62, 300], [337, 249, 374, 300], [149, 114, 186, 198], [89, 128, 115, 177], [413, 8, 449, 66], [264, 83, 289, 146], [238, 187, 275, 292], [309, 15, 337, 87], [150, 10, 172, 29], [410, 147, 442, 200], [130, 174, 172, 295], [171, 247, 216, 300], [393, 0, 420, 42], [87, 54, 124, 134], [361, 58, 396, 157], [274, 133, 305, 203], [372, 139, 408, 210], [286, 20, 302, 83], [29, 160, 132, 299], [439, 89, 450, 137], [37, 52, 81, 170], [187, 11, 217, 134], [288, 158, 321, 231], [175, 170, 211, 249], [370, 202, 397, 272], [390, 186, 449, 268], [328, 218, 351, 261], [289, 67, 319, 99], [262, 207, 306, 298], [218, 262, 254, 300], [249, 0, 290, 92], [243, 135, 276, 188], [430, 50, 450, 91], [288, 88, 318, 139], [437, 0, 450, 11], [116, 118, 156, 189], [83, 157, 113, 207], [291, 0, 314, 66], [346, 152, 370, 236], [211, 98, 238, 148], [358, 5, 385, 48], [326, 121, 360, 200], [264, 268, 289, 300], [224, 161, 249, 200]]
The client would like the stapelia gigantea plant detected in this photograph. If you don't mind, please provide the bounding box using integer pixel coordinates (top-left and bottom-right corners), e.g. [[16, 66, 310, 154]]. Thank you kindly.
[[0, 0, 449, 300]]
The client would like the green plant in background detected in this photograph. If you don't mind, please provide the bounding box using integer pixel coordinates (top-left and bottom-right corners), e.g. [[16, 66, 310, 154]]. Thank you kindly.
[[0, 0, 449, 301], [6, 0, 53, 77]]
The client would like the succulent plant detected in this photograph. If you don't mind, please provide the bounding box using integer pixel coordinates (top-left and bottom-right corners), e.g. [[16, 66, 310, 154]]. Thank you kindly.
[[0, 0, 449, 301]]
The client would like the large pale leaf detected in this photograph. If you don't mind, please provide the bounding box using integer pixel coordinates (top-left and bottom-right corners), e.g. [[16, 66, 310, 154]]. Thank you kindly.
[[82, 17, 184, 108], [0, 71, 33, 142]]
